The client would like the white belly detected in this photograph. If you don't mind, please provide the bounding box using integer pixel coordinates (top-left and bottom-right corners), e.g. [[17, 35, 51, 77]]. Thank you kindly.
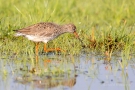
[[25, 35, 52, 43], [15, 32, 56, 43]]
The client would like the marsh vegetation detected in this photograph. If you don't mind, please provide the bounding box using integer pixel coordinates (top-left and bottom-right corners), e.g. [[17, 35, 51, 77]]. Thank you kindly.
[[0, 0, 135, 90]]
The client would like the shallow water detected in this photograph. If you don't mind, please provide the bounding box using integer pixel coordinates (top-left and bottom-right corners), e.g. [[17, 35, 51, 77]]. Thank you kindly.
[[0, 53, 135, 90]]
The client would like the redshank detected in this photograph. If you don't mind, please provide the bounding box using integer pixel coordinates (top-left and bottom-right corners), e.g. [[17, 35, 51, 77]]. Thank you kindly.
[[14, 22, 79, 55]]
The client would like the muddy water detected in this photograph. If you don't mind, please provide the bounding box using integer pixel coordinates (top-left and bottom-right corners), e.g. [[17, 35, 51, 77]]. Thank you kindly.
[[0, 53, 135, 90]]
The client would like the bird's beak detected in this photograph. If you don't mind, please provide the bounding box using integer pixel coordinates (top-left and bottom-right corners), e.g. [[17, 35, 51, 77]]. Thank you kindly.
[[73, 31, 79, 38]]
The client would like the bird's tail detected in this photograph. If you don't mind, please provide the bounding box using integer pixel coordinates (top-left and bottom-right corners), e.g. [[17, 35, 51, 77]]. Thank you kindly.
[[13, 30, 25, 37]]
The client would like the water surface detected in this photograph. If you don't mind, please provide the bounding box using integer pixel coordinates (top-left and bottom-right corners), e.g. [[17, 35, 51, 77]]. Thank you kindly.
[[0, 53, 135, 90]]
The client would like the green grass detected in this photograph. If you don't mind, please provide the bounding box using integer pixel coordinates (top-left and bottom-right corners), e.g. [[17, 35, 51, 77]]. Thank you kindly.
[[1, 1, 134, 89], [0, 0, 135, 57]]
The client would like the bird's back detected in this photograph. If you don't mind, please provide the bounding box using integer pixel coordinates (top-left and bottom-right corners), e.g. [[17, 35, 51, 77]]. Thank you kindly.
[[15, 22, 60, 37]]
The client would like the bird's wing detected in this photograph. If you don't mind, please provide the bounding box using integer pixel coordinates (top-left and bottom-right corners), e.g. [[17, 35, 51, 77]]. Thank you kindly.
[[15, 23, 57, 36], [15, 23, 40, 35]]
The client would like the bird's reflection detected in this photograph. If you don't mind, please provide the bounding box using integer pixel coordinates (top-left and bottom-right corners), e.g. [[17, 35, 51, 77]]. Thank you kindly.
[[15, 54, 77, 89], [29, 55, 51, 74], [15, 74, 77, 89], [32, 75, 77, 88]]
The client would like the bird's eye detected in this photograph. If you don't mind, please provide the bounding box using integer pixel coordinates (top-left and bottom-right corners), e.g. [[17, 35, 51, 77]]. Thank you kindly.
[[73, 27, 76, 31]]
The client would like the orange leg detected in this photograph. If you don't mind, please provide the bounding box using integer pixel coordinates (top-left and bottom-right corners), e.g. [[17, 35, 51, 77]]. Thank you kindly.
[[35, 42, 40, 55], [35, 54, 39, 63], [44, 43, 64, 53]]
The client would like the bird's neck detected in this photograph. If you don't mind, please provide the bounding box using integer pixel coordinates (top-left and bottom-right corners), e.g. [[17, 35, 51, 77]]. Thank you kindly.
[[60, 25, 69, 33]]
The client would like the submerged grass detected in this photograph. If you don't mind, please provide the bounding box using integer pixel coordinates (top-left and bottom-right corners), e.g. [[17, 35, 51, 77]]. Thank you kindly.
[[0, 0, 135, 58]]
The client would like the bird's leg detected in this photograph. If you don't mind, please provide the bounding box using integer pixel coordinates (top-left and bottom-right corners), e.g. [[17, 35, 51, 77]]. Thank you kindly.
[[35, 42, 40, 55], [35, 54, 39, 63], [44, 43, 64, 53]]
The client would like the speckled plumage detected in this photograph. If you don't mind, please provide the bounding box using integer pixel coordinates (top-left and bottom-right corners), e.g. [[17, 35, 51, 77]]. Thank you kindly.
[[15, 22, 77, 43]]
